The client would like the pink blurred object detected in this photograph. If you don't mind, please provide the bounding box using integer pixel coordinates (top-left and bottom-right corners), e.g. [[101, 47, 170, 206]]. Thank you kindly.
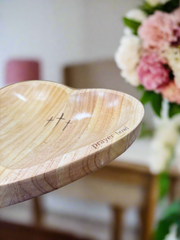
[[158, 81, 180, 104], [137, 52, 170, 91], [138, 11, 178, 50], [5, 59, 40, 85]]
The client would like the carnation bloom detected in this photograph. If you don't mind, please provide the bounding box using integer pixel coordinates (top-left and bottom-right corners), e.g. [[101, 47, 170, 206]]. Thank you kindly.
[[137, 52, 170, 90], [158, 81, 180, 104], [121, 69, 140, 86], [138, 11, 179, 49], [115, 35, 141, 86]]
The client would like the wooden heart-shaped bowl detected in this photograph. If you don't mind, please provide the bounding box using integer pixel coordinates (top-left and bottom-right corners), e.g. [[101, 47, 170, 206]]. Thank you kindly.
[[0, 81, 144, 208]]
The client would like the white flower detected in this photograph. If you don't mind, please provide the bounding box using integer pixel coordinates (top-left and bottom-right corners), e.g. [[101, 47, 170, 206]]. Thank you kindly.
[[164, 224, 179, 240], [124, 27, 133, 36], [146, 0, 170, 6], [121, 69, 140, 86], [149, 114, 180, 173], [155, 115, 180, 146], [115, 36, 141, 70], [115, 35, 141, 86], [162, 47, 180, 88], [149, 144, 172, 173], [126, 9, 147, 22]]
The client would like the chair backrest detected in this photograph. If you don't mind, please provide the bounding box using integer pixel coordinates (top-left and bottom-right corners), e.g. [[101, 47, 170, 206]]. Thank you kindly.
[[63, 59, 140, 99], [63, 59, 154, 127]]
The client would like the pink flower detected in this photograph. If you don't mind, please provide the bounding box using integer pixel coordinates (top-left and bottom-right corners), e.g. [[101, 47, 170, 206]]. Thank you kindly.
[[137, 53, 171, 90], [172, 8, 180, 46], [158, 81, 180, 104], [138, 11, 179, 49]]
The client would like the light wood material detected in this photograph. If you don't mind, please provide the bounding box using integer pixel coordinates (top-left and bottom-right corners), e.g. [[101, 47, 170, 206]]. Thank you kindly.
[[0, 80, 144, 208], [32, 197, 43, 227], [63, 59, 154, 128], [0, 220, 92, 240], [112, 206, 124, 240], [170, 176, 180, 201], [63, 60, 140, 99], [140, 175, 158, 240], [57, 164, 148, 207]]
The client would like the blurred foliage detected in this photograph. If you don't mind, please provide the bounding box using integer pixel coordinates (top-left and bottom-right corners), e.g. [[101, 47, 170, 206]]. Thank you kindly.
[[155, 200, 180, 240], [158, 172, 170, 200], [138, 85, 180, 118], [123, 17, 141, 35], [158, 137, 177, 199], [138, 122, 154, 138], [141, 91, 163, 117], [169, 103, 180, 118], [139, 87, 163, 117], [125, 1, 180, 239], [140, 0, 179, 15]]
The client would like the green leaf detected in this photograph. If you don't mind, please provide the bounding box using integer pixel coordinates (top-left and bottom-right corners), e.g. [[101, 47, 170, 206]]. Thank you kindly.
[[162, 0, 180, 13], [163, 200, 180, 219], [150, 92, 163, 117], [139, 2, 159, 15], [155, 220, 171, 240], [140, 90, 163, 117], [137, 85, 145, 92], [158, 172, 170, 200], [168, 102, 180, 118], [178, 224, 180, 238], [139, 0, 179, 15], [140, 90, 152, 104], [123, 17, 141, 35], [155, 200, 180, 240]]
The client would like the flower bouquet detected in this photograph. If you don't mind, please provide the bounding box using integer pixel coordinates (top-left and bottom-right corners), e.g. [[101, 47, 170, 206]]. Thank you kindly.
[[115, 1, 180, 239], [115, 0, 180, 118]]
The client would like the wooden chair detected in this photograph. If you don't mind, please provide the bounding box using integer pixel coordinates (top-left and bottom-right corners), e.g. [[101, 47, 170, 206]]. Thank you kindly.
[[7, 60, 178, 240], [0, 219, 92, 240], [59, 59, 179, 240], [48, 161, 159, 240], [63, 59, 139, 97]]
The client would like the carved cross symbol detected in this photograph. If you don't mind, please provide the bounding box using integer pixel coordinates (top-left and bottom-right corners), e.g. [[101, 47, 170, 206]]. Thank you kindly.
[[44, 116, 54, 127], [62, 120, 72, 131], [54, 113, 65, 129], [44, 114, 72, 131]]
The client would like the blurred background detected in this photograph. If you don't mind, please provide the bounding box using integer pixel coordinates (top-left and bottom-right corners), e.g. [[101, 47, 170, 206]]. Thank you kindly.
[[0, 0, 139, 87], [0, 1, 179, 240]]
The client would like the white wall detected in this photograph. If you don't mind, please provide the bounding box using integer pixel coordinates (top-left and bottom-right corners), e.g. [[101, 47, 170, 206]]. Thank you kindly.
[[0, 0, 141, 87]]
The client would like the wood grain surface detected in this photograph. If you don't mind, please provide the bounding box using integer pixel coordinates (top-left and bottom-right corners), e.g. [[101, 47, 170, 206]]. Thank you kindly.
[[0, 80, 144, 208], [0, 220, 92, 240]]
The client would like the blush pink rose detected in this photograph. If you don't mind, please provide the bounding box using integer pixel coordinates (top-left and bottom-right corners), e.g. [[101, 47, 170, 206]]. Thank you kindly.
[[138, 11, 179, 49], [158, 81, 180, 104], [137, 53, 171, 90]]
